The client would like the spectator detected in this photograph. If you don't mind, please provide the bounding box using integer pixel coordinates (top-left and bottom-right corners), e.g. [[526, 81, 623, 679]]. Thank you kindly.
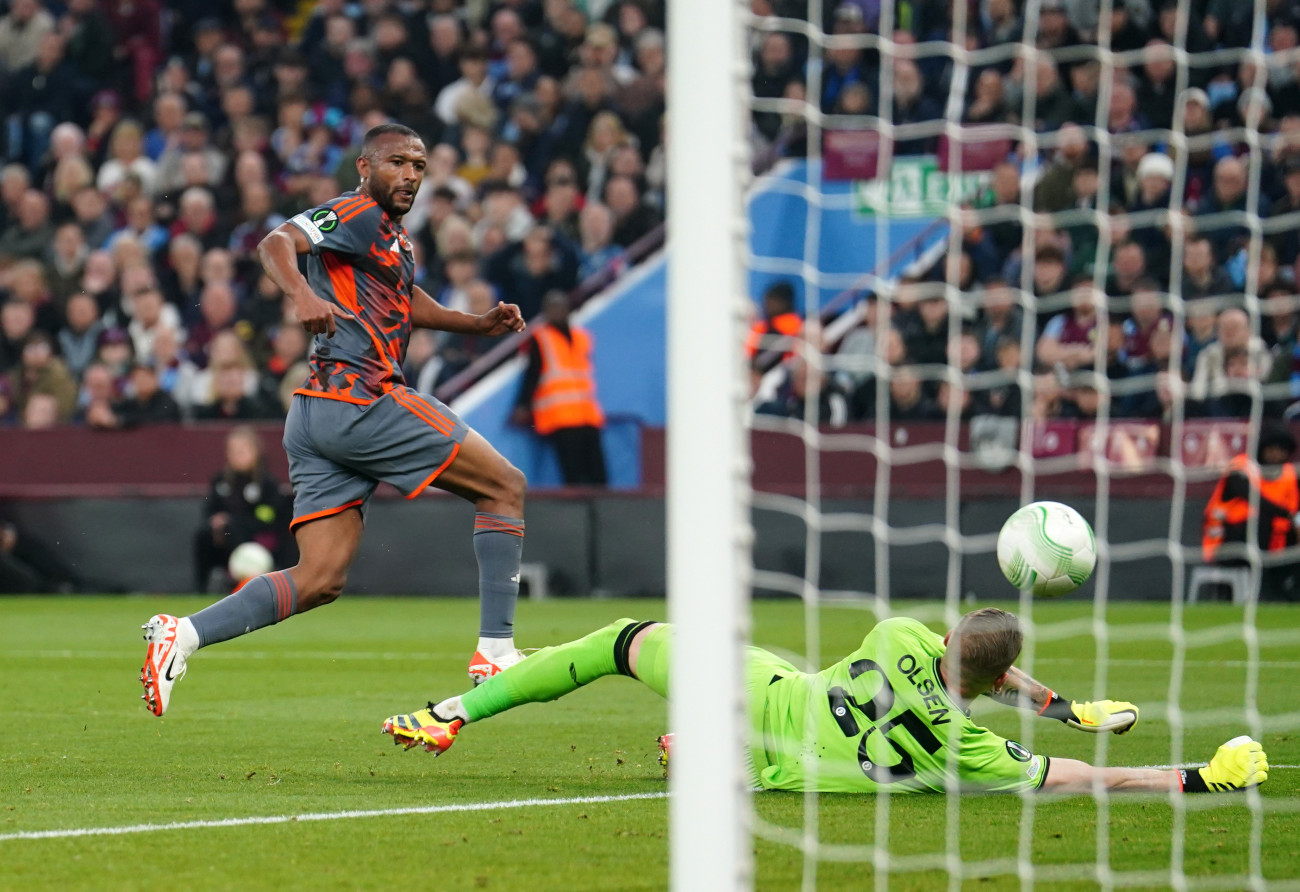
[[578, 201, 626, 280], [513, 290, 607, 485], [157, 113, 227, 195], [194, 426, 292, 593], [1137, 40, 1178, 132], [8, 31, 77, 168], [436, 48, 495, 127], [126, 286, 183, 365], [0, 298, 36, 372], [96, 120, 159, 200], [902, 294, 951, 367], [1269, 155, 1300, 266], [1189, 307, 1273, 406], [483, 224, 579, 320], [107, 196, 168, 257], [890, 59, 942, 155], [227, 181, 286, 261], [184, 284, 240, 370], [95, 359, 182, 428], [974, 335, 1027, 418], [973, 278, 1027, 371], [1037, 276, 1101, 373], [57, 291, 104, 378], [21, 390, 60, 428], [46, 221, 88, 305], [756, 352, 850, 426], [604, 174, 661, 247], [1197, 157, 1251, 263], [0, 189, 54, 263], [194, 361, 277, 421], [1181, 235, 1236, 300], [0, 503, 85, 592], [0, 0, 55, 76], [888, 366, 942, 420], [1119, 281, 1173, 374], [172, 187, 225, 252], [69, 185, 115, 249], [6, 330, 76, 423]]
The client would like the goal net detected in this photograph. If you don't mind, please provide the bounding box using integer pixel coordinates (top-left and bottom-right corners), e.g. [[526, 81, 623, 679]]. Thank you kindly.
[[671, 0, 1300, 887]]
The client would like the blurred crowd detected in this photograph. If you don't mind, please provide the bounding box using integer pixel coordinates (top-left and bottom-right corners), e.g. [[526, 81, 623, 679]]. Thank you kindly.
[[750, 0, 1300, 428], [0, 0, 664, 428]]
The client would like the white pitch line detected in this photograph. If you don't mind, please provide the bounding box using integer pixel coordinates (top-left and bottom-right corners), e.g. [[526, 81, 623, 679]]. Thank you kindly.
[[0, 791, 670, 843], [12, 652, 1300, 669]]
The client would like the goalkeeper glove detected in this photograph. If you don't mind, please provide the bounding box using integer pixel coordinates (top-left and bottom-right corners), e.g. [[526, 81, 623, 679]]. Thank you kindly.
[[1038, 693, 1139, 734], [1181, 736, 1269, 793], [1066, 699, 1139, 734]]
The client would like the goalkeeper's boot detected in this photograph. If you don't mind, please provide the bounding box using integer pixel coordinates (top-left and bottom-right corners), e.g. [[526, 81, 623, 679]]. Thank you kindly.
[[1184, 735, 1269, 792], [382, 703, 464, 755], [140, 614, 188, 716], [467, 648, 526, 686], [657, 733, 673, 769]]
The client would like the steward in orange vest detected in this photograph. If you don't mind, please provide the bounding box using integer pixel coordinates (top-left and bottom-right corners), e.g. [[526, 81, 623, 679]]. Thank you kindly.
[[1203, 425, 1300, 564], [745, 280, 803, 361], [514, 291, 607, 485]]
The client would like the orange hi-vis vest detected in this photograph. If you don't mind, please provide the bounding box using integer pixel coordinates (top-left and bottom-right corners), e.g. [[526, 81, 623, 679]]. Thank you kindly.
[[1203, 454, 1300, 562], [745, 311, 803, 358], [532, 323, 604, 436]]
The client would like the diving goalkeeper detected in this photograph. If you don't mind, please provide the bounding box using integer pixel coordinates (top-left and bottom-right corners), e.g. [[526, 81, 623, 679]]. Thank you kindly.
[[381, 608, 1268, 794]]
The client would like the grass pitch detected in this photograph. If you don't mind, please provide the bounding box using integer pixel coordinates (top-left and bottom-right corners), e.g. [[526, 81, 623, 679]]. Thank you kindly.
[[1, 595, 1298, 891]]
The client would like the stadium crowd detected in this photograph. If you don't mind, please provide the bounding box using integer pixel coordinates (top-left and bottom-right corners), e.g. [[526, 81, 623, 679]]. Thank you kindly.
[[751, 0, 1300, 428], [0, 0, 663, 428], [0, 0, 1298, 434]]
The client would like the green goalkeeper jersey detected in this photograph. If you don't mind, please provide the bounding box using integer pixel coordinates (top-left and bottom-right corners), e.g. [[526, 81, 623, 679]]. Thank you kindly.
[[750, 617, 1050, 793]]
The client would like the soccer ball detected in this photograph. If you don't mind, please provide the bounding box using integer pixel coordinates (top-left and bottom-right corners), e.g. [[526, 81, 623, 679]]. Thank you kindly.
[[228, 542, 274, 583], [996, 501, 1096, 597]]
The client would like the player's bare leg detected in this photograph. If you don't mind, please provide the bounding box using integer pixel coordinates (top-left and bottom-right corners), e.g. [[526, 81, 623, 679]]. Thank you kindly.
[[432, 430, 528, 683], [140, 508, 364, 716]]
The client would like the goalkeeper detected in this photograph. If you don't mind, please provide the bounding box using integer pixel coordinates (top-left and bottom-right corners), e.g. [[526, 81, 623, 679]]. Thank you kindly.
[[382, 608, 1267, 794]]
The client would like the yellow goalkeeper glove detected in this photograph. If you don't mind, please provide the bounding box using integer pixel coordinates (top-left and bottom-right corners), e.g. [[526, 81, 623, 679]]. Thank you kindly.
[[1066, 699, 1140, 735], [1182, 736, 1269, 792]]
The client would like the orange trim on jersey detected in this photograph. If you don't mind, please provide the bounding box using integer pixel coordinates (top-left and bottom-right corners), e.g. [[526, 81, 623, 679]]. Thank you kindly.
[[323, 253, 403, 390], [391, 388, 454, 436], [333, 194, 369, 216], [339, 199, 376, 224], [293, 388, 375, 405], [406, 441, 462, 499], [290, 498, 365, 531]]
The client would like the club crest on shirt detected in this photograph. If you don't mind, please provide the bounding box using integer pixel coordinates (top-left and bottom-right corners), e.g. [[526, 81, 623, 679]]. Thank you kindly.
[[312, 208, 339, 232]]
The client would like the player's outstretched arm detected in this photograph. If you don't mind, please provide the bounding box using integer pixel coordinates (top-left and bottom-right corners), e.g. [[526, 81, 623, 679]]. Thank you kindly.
[[1041, 736, 1268, 794], [987, 666, 1139, 734], [411, 285, 527, 335], [257, 224, 353, 337]]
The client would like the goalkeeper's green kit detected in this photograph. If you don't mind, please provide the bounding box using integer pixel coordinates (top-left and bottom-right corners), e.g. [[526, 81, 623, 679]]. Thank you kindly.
[[458, 617, 1048, 794]]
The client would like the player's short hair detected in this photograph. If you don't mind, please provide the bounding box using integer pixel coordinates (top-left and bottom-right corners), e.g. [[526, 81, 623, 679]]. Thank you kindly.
[[361, 123, 424, 158], [949, 607, 1022, 686]]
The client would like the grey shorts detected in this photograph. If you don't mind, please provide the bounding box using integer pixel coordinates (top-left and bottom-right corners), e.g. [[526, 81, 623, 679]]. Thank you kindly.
[[283, 388, 469, 531]]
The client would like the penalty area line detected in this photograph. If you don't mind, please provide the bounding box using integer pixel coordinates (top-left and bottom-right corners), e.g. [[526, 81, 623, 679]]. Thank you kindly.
[[0, 792, 669, 843]]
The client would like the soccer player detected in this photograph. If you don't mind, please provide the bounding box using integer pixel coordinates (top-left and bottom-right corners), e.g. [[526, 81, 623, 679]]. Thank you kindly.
[[141, 124, 530, 716], [381, 608, 1268, 794]]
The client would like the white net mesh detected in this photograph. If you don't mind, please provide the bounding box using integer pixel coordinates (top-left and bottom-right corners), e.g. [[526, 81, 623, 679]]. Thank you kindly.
[[740, 0, 1300, 886]]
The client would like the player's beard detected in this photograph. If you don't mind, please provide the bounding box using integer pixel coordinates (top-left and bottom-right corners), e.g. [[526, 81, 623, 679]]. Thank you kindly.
[[376, 182, 416, 219]]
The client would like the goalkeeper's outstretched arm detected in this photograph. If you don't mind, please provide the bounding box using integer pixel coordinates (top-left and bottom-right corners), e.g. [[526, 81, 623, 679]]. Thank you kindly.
[[987, 666, 1140, 734], [1041, 736, 1269, 793]]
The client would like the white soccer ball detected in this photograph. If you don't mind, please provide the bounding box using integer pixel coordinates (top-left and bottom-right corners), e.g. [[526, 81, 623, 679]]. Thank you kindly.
[[228, 541, 274, 582], [996, 501, 1096, 598]]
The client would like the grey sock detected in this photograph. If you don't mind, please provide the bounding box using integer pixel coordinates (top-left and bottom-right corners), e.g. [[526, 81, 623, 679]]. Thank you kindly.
[[473, 513, 524, 638], [189, 570, 298, 648]]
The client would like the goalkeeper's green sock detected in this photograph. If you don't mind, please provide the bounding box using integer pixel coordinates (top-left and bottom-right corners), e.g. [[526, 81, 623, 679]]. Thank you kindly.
[[444, 619, 657, 722], [632, 622, 671, 698]]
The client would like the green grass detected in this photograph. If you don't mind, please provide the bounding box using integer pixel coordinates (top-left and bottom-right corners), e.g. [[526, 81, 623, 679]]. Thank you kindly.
[[1, 596, 1298, 890]]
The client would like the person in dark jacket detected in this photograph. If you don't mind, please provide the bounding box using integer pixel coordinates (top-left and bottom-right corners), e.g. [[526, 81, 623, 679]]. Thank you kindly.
[[193, 426, 292, 592]]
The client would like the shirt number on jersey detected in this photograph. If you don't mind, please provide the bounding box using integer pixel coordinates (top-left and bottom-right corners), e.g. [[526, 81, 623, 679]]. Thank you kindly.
[[826, 658, 943, 784]]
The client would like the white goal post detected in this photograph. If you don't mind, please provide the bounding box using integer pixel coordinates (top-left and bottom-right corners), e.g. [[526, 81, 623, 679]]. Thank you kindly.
[[666, 0, 754, 888]]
